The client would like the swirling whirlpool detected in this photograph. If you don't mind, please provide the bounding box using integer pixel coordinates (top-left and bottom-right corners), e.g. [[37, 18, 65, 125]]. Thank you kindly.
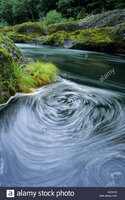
[[0, 79, 125, 187]]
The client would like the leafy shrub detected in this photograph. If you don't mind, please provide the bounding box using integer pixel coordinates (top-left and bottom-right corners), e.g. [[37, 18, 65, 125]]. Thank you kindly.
[[0, 19, 8, 27], [45, 10, 63, 25], [45, 10, 74, 25]]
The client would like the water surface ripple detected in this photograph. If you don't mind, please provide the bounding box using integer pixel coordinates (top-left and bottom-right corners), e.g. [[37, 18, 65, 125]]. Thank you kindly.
[[0, 79, 125, 187]]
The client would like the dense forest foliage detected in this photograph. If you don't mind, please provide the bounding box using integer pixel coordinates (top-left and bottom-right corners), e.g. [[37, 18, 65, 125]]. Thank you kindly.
[[0, 0, 125, 26]]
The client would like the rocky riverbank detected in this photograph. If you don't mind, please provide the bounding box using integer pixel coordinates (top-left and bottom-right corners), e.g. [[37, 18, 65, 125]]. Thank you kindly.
[[0, 36, 59, 104], [1, 9, 125, 53]]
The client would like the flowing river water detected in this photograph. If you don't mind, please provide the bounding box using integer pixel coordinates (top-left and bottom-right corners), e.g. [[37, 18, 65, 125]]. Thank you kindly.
[[0, 44, 125, 187]]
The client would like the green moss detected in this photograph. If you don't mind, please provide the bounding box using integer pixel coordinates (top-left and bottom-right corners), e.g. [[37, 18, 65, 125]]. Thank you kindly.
[[44, 27, 115, 49], [0, 35, 22, 61], [6, 32, 33, 43], [110, 23, 125, 53], [46, 31, 68, 45], [0, 60, 59, 104], [0, 26, 12, 35], [75, 27, 114, 47], [67, 27, 116, 52], [0, 46, 13, 65], [111, 23, 125, 38], [47, 22, 80, 35], [43, 30, 75, 46], [13, 22, 46, 36]]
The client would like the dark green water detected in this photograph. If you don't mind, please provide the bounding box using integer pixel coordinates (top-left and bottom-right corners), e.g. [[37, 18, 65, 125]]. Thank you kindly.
[[17, 44, 125, 92], [0, 44, 125, 187]]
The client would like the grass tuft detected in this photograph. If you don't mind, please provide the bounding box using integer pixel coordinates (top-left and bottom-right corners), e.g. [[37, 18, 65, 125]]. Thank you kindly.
[[0, 61, 59, 104]]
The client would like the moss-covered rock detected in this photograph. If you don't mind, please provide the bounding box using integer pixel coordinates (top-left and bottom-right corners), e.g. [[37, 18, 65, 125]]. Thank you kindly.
[[0, 35, 59, 104], [43, 31, 73, 47], [12, 22, 46, 36], [1, 9, 124, 53], [47, 9, 125, 34], [6, 32, 34, 43], [0, 45, 13, 66], [0, 36, 22, 65], [0, 26, 12, 35], [47, 22, 81, 35], [0, 80, 17, 104], [43, 24, 125, 53], [70, 27, 115, 52], [0, 36, 23, 104], [0, 60, 59, 104]]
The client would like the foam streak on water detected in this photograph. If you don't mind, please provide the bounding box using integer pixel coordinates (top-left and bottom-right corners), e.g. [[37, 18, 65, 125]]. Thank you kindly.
[[0, 79, 125, 187]]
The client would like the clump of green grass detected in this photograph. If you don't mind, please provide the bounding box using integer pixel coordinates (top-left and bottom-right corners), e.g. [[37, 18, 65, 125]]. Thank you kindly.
[[24, 61, 59, 87], [12, 61, 37, 92], [0, 61, 59, 104]]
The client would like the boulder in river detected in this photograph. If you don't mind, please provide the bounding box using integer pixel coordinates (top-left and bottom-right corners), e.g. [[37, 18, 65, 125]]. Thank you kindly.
[[47, 9, 125, 34]]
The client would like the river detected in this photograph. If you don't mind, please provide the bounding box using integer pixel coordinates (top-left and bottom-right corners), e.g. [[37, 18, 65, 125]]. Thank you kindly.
[[0, 44, 125, 187]]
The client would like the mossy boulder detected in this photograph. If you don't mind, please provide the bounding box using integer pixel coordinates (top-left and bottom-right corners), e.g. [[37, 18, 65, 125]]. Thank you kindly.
[[0, 81, 17, 104], [43, 28, 115, 51], [47, 22, 81, 35], [0, 36, 22, 67], [0, 36, 23, 104], [70, 27, 115, 52], [44, 23, 125, 53], [0, 60, 59, 104], [0, 46, 13, 66], [0, 26, 12, 35], [0, 35, 59, 104], [12, 22, 46, 36], [6, 31, 34, 43], [72, 24, 125, 53], [47, 9, 125, 35], [43, 31, 74, 47]]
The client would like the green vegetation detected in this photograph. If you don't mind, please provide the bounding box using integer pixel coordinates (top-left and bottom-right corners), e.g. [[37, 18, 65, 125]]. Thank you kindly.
[[6, 32, 33, 43], [42, 25, 125, 53], [13, 22, 45, 36], [44, 31, 70, 46], [0, 35, 59, 104], [0, 1, 124, 104], [0, 61, 59, 104], [73, 28, 114, 48], [0, 9, 124, 52], [0, 19, 8, 27], [47, 22, 80, 35], [0, 35, 22, 62], [24, 61, 59, 87], [0, 0, 124, 26], [45, 10, 74, 25]]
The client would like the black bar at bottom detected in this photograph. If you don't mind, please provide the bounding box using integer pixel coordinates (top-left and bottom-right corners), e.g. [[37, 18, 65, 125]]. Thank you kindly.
[[0, 187, 124, 200]]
